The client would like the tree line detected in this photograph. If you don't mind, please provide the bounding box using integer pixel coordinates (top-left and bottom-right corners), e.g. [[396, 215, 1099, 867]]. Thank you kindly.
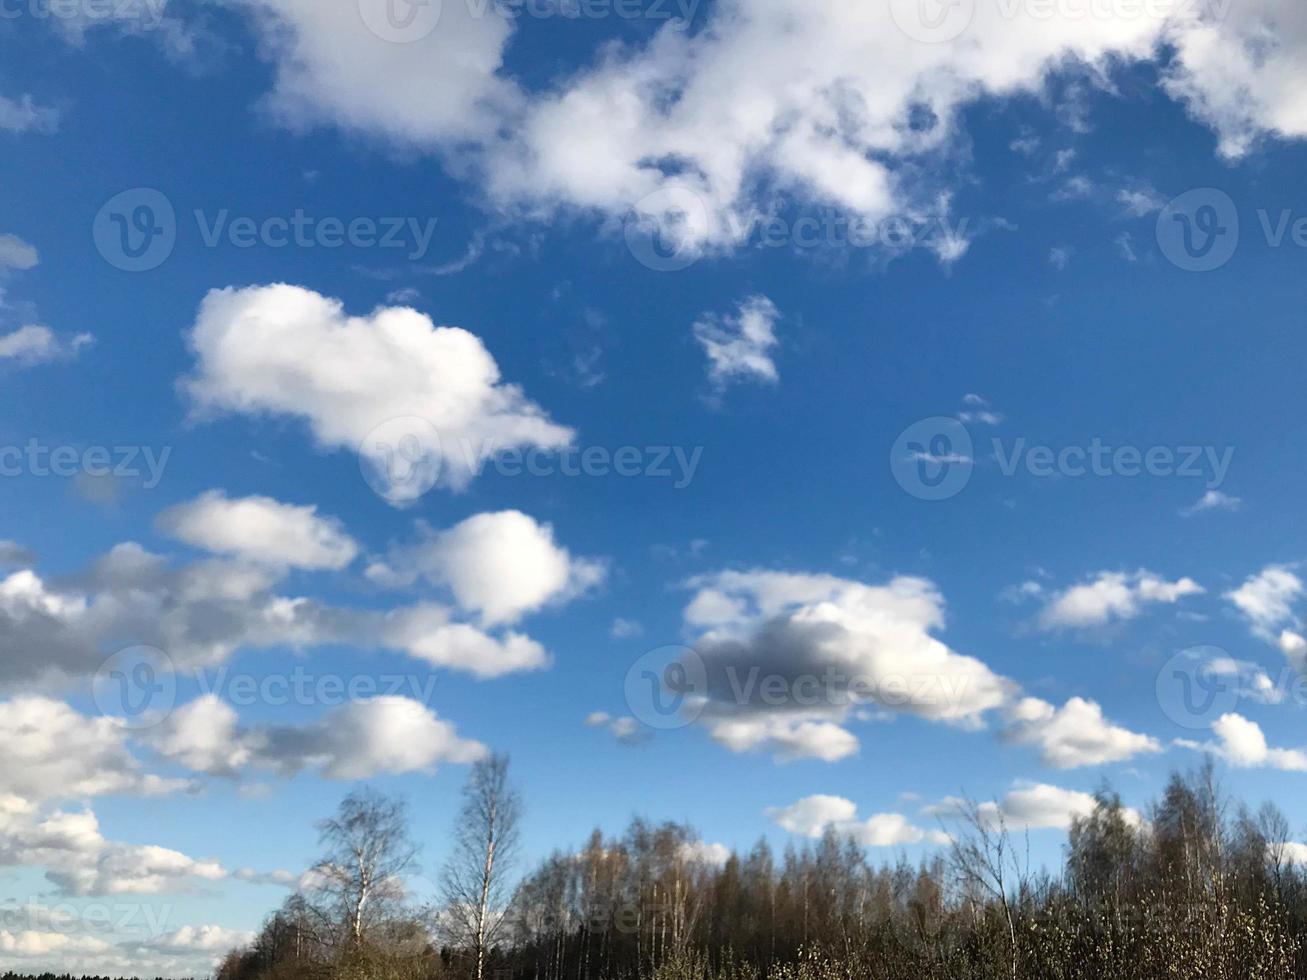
[[14, 758, 1307, 980], [204, 758, 1307, 980]]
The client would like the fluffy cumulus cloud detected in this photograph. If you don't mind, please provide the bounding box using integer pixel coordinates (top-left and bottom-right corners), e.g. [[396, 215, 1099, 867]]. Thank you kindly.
[[0, 920, 257, 980], [585, 710, 644, 745], [767, 794, 948, 847], [1178, 712, 1307, 771], [149, 694, 486, 780], [157, 491, 359, 570], [693, 295, 781, 388], [0, 697, 190, 802], [58, 0, 1307, 269], [367, 510, 605, 625], [1003, 697, 1162, 768], [0, 233, 38, 271], [0, 535, 552, 686], [929, 782, 1141, 832], [1160, 0, 1307, 159], [1226, 565, 1304, 640], [204, 0, 1307, 265], [1036, 570, 1203, 630], [678, 570, 1018, 760], [0, 325, 92, 366], [242, 0, 518, 145], [182, 284, 572, 493], [1181, 490, 1243, 517], [0, 799, 227, 897]]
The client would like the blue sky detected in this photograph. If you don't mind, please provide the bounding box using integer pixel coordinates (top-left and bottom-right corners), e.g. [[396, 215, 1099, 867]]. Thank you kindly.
[[5, 0, 1307, 973]]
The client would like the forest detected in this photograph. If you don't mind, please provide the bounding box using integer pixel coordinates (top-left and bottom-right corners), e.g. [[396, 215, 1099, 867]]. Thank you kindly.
[[9, 757, 1306, 980], [215, 756, 1304, 980]]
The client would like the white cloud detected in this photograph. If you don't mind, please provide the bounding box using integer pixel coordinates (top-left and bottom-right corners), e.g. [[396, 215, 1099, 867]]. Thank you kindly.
[[243, 0, 517, 146], [0, 540, 552, 686], [0, 234, 38, 271], [767, 795, 946, 847], [672, 568, 1171, 764], [1036, 570, 1203, 630], [684, 570, 1017, 731], [990, 783, 1125, 830], [91, 0, 1307, 274], [678, 841, 732, 866], [0, 801, 227, 897], [0, 94, 58, 134], [380, 609, 549, 677], [1161, 0, 1307, 159], [140, 925, 257, 956], [1003, 696, 1161, 768], [368, 510, 604, 625], [1179, 712, 1307, 771], [0, 326, 92, 366], [585, 711, 644, 745], [927, 781, 1141, 831], [1117, 186, 1166, 216], [145, 695, 252, 777], [1226, 565, 1303, 640], [157, 491, 359, 570], [149, 694, 486, 780], [1181, 490, 1243, 517], [958, 393, 1003, 426], [766, 794, 856, 836], [693, 295, 781, 388], [1278, 842, 1307, 865], [256, 696, 487, 780], [610, 617, 643, 638], [0, 697, 189, 803], [708, 715, 859, 762], [182, 284, 572, 493]]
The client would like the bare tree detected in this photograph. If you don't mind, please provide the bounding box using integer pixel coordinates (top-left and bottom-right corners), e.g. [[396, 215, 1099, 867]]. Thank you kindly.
[[948, 797, 1029, 980], [441, 754, 523, 980], [310, 788, 418, 950]]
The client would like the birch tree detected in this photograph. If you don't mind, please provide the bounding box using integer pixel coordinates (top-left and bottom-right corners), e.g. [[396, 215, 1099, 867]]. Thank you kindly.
[[311, 788, 418, 950], [440, 754, 522, 980]]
